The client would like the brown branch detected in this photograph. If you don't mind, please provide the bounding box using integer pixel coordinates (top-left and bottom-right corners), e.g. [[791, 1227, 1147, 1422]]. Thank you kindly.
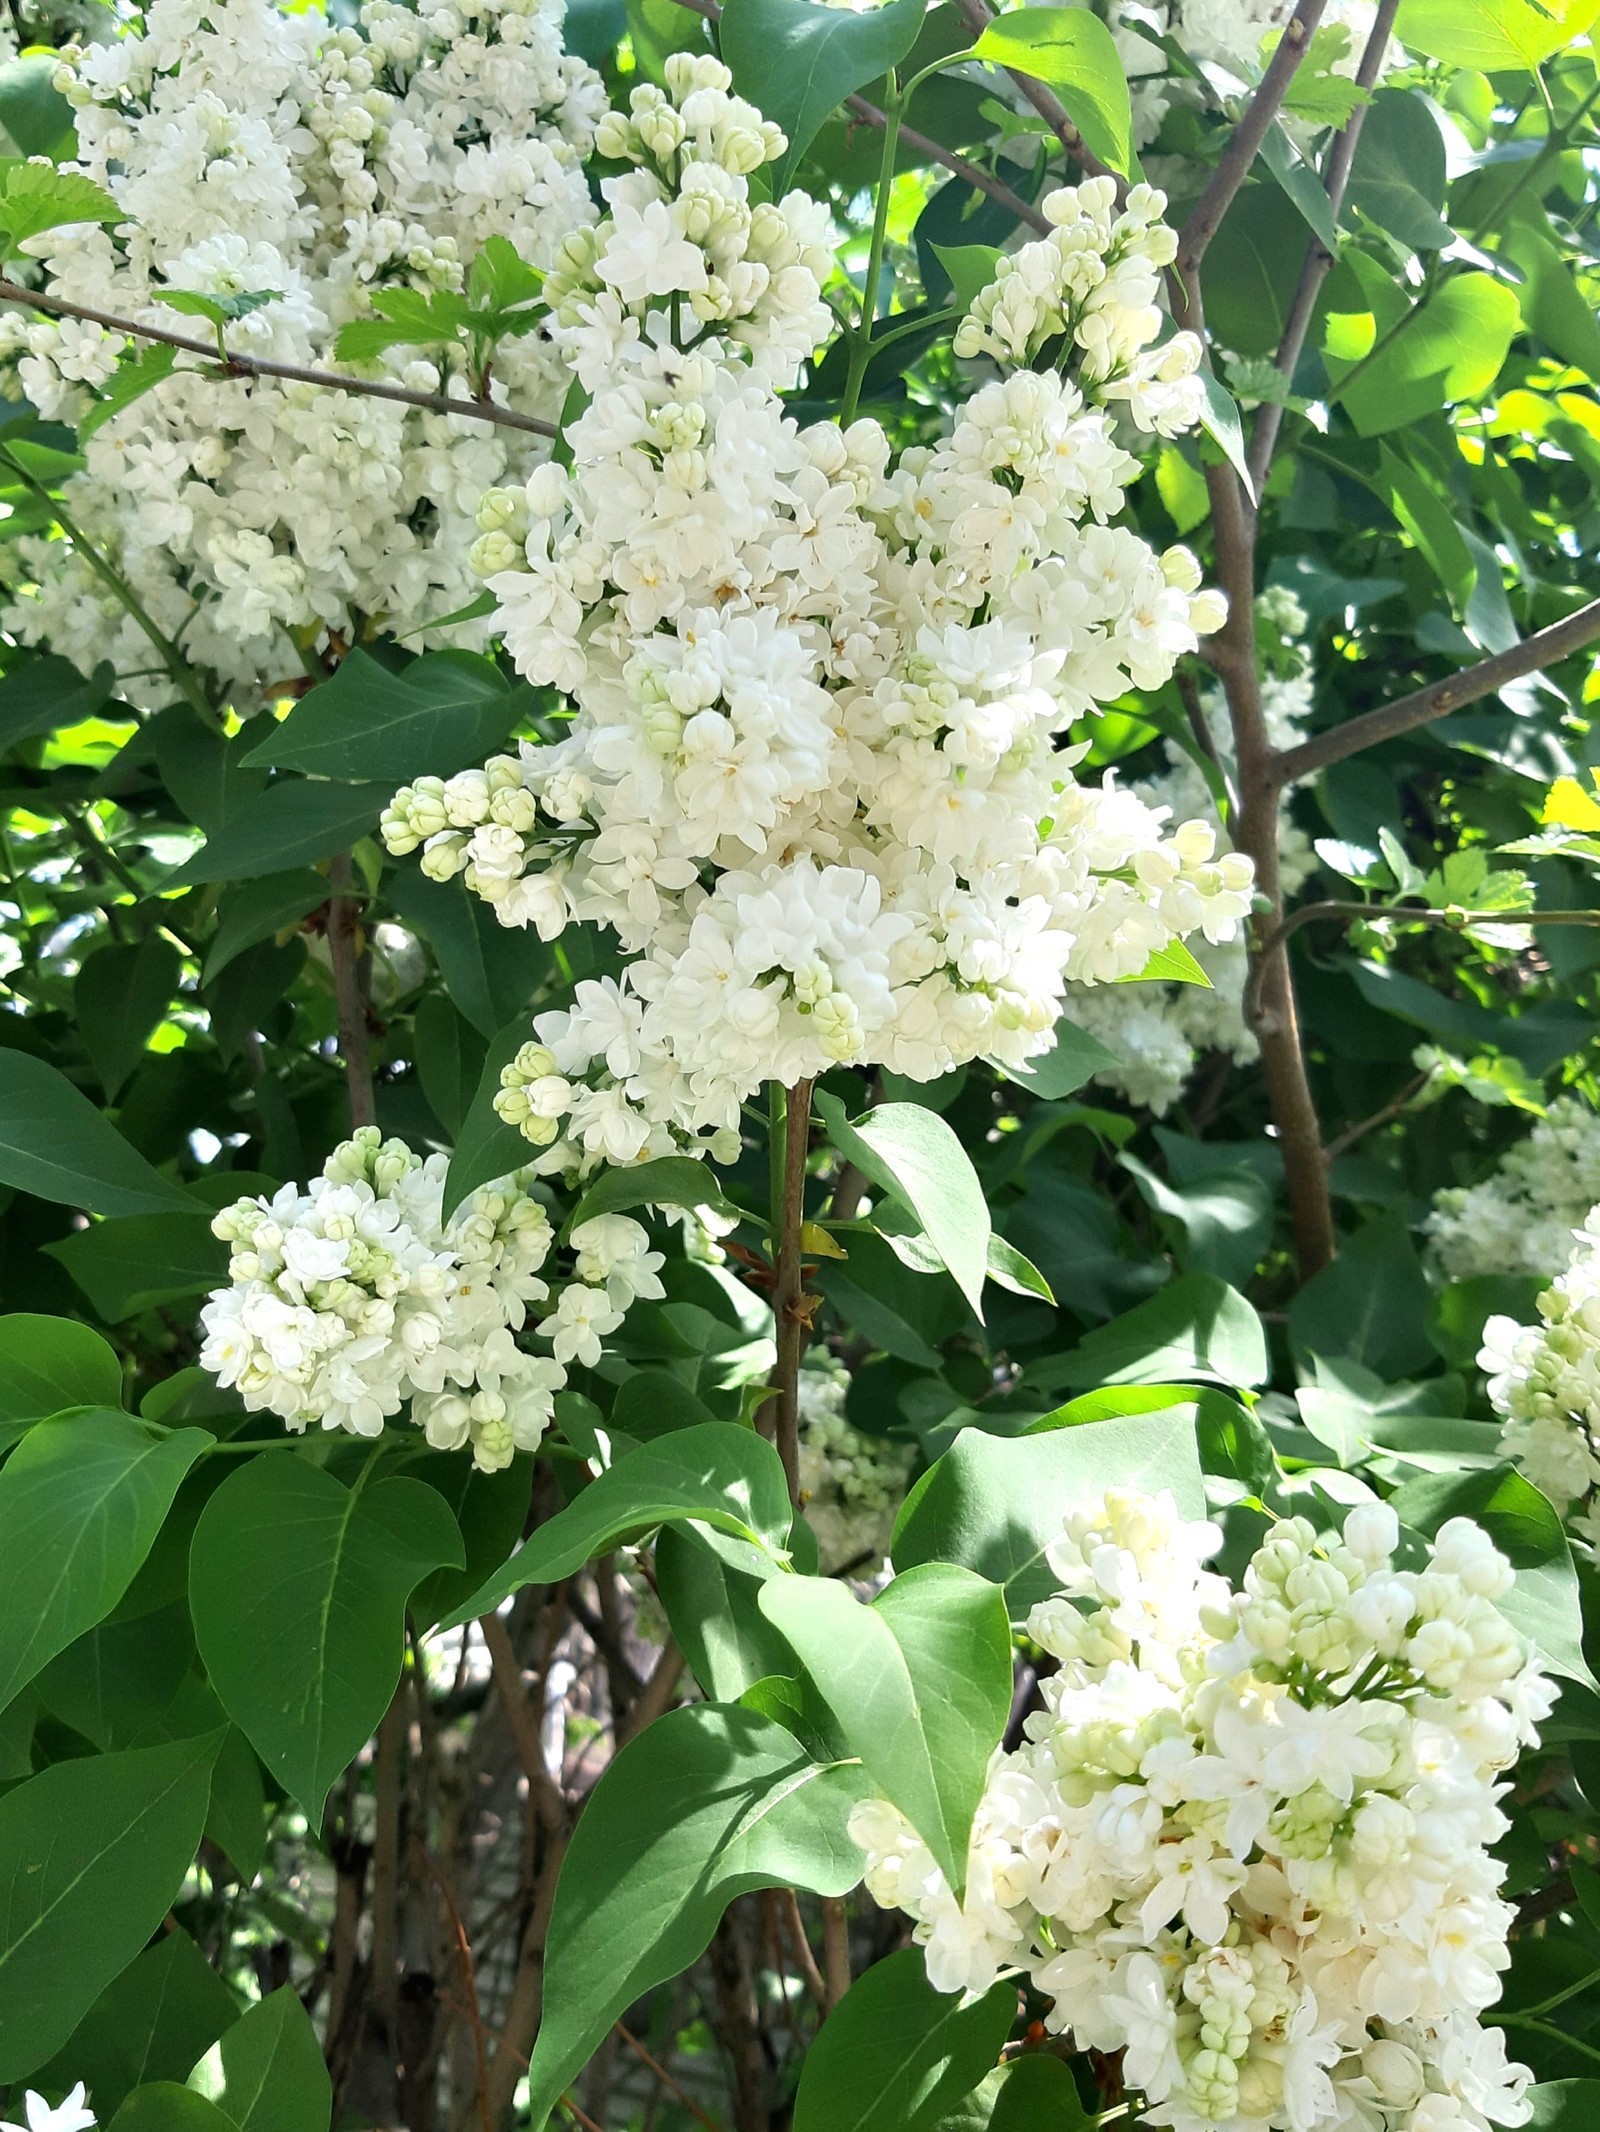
[[369, 1693, 406, 2040], [776, 1890, 829, 2016], [1323, 1068, 1429, 1165], [821, 1895, 851, 2011], [757, 1078, 815, 1503], [8, 281, 555, 434], [1271, 598, 1600, 785], [668, 0, 1051, 233], [1247, 0, 1399, 490], [616, 2022, 720, 2132], [477, 1610, 569, 1836], [0, 276, 559, 438], [619, 1639, 686, 1745], [327, 852, 376, 1133], [560, 2095, 607, 2132], [947, 0, 1120, 185], [414, 1841, 493, 2132], [1175, 0, 1328, 293]]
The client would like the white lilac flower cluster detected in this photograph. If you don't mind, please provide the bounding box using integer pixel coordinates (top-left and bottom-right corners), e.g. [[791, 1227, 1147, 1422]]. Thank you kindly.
[[381, 78, 1252, 1177], [851, 1486, 1551, 2132], [197, 1127, 665, 1471], [0, 0, 605, 705], [1067, 588, 1317, 1116], [795, 1361, 913, 1574], [1481, 1208, 1600, 1550], [1428, 1097, 1600, 1282]]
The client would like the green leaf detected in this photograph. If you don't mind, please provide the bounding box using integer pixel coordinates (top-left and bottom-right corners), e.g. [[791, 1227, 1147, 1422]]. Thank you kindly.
[[36, 1601, 194, 1750], [985, 1234, 1054, 1304], [412, 994, 488, 1140], [1195, 370, 1254, 505], [166, 780, 390, 886], [720, 0, 929, 191], [0, 1313, 123, 1430], [1201, 186, 1310, 357], [523, 1704, 869, 2131], [442, 1019, 534, 1220], [1378, 442, 1476, 611], [0, 1050, 196, 1215], [80, 343, 178, 442], [815, 1095, 990, 1321], [244, 649, 524, 785], [38, 1929, 239, 2122], [151, 709, 266, 840], [996, 1017, 1120, 1101], [1344, 90, 1451, 250], [0, 653, 112, 752], [1289, 1212, 1436, 1379], [1501, 216, 1600, 382], [404, 1453, 533, 1631], [1390, 1462, 1595, 1687], [1332, 271, 1520, 439], [1393, 0, 1599, 70], [205, 1726, 268, 1885], [160, 288, 281, 329], [189, 1460, 463, 1817], [794, 1949, 1016, 2132], [1524, 2085, 1600, 2132], [0, 54, 78, 159], [0, 159, 119, 256], [1031, 1272, 1269, 1391], [202, 871, 327, 985], [891, 1407, 1205, 1616], [0, 1732, 222, 2081], [1120, 937, 1212, 986], [109, 2088, 238, 2132], [47, 1210, 229, 1323], [75, 936, 181, 1101], [966, 8, 1132, 176], [760, 1564, 1012, 1898], [445, 1422, 793, 1625], [1258, 120, 1336, 250], [192, 1985, 331, 2132], [333, 285, 471, 361], [929, 242, 1003, 312], [568, 1153, 735, 1229], [0, 1411, 211, 1711], [933, 2056, 1089, 2132], [385, 866, 555, 1041], [655, 1522, 799, 1699]]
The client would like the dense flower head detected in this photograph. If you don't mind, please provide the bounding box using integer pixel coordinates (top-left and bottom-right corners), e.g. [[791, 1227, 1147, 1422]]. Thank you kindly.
[[383, 149, 1251, 1179], [1429, 1097, 1600, 1281], [851, 1487, 1552, 2132], [0, 0, 605, 702], [198, 1127, 663, 1469], [1482, 1206, 1600, 1548]]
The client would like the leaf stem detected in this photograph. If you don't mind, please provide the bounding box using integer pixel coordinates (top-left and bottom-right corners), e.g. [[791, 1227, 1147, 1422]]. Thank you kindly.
[[841, 71, 903, 427]]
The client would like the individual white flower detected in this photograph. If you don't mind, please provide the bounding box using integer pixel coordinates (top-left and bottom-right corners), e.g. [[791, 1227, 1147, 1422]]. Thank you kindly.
[[2, 2087, 96, 2132]]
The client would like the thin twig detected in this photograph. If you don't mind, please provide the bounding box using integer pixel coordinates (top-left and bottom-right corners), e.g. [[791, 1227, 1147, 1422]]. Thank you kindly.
[[619, 1640, 686, 1745], [615, 2021, 721, 2132], [413, 1840, 493, 2132], [1247, 0, 1399, 490], [821, 1895, 851, 2011], [1322, 1069, 1429, 1164], [759, 1078, 815, 1503], [668, 0, 1052, 232], [1271, 598, 1600, 785], [0, 275, 559, 438], [327, 852, 376, 1133], [948, 0, 1121, 185], [777, 1889, 830, 2016], [560, 2094, 607, 2132], [478, 1610, 569, 1835], [1175, 0, 1328, 292]]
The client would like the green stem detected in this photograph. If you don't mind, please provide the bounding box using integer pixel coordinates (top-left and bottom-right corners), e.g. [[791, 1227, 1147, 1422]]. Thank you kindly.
[[1494, 2018, 1600, 2071], [840, 68, 903, 428], [0, 445, 218, 727], [1506, 1962, 1600, 2023]]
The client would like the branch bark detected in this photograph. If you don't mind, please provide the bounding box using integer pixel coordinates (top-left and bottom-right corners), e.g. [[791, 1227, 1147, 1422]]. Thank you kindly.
[[327, 852, 376, 1133], [1271, 597, 1600, 785], [1247, 0, 1400, 491], [0, 277, 559, 438], [758, 1078, 815, 1504]]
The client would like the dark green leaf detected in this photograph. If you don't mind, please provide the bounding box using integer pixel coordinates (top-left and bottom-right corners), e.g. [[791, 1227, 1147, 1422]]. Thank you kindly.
[[75, 937, 181, 1101], [442, 1019, 534, 1220], [0, 1732, 222, 2080], [202, 872, 327, 985], [1289, 1212, 1435, 1379], [0, 1411, 211, 1711], [109, 2088, 238, 2132], [568, 1154, 735, 1229], [39, 1929, 238, 2121], [386, 866, 555, 1040], [720, 0, 929, 190], [199, 1985, 332, 2132], [933, 2055, 1089, 2131], [166, 781, 389, 886], [190, 1460, 462, 1816], [35, 1600, 194, 1749], [1030, 1273, 1268, 1392], [815, 1095, 989, 1320], [412, 993, 487, 1139], [760, 1563, 1012, 1897], [1344, 90, 1451, 250], [655, 1522, 799, 1699], [50, 1212, 227, 1325], [794, 1950, 1016, 2132], [892, 1408, 1204, 1615], [0, 1313, 123, 1430], [244, 649, 523, 785], [446, 1422, 792, 1625], [997, 1017, 1120, 1101], [0, 55, 77, 159], [0, 1051, 196, 1215], [523, 1704, 868, 2131], [0, 654, 111, 751]]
